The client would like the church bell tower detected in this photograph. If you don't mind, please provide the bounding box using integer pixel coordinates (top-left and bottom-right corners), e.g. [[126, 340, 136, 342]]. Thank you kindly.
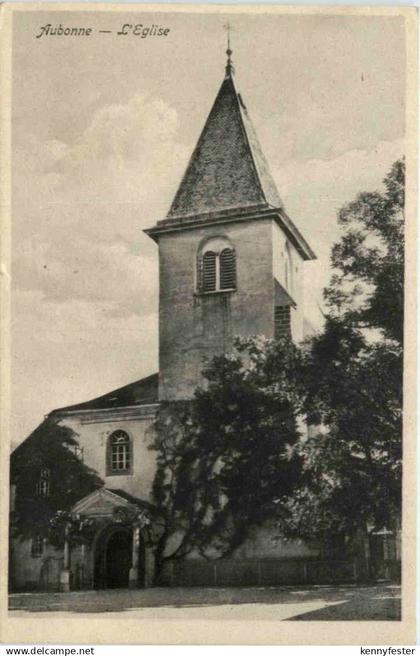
[[145, 45, 316, 402]]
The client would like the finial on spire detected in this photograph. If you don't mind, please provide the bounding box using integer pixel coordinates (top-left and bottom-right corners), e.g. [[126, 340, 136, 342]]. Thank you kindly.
[[224, 22, 234, 77]]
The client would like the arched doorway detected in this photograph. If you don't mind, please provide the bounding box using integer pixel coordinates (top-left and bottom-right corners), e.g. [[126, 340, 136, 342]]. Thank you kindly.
[[94, 526, 131, 589], [93, 524, 147, 589]]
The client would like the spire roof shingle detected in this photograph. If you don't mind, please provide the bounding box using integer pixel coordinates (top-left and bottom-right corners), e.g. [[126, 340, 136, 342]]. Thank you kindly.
[[167, 71, 283, 220]]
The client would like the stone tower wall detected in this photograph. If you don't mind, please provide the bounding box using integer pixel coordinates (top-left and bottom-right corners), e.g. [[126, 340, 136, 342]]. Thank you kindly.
[[158, 217, 276, 401]]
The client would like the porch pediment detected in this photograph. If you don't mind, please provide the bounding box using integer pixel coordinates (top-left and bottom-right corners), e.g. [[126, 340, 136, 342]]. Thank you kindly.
[[71, 487, 134, 518]]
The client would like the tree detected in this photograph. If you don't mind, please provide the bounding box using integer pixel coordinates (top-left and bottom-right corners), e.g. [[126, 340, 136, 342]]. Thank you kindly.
[[279, 320, 402, 551], [325, 158, 404, 344], [10, 417, 103, 543], [150, 337, 303, 575], [279, 160, 404, 556]]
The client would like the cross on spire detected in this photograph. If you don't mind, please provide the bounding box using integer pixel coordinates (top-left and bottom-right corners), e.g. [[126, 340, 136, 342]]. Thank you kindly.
[[224, 22, 234, 77]]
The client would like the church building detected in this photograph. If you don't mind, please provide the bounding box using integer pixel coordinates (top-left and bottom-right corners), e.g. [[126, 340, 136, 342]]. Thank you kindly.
[[10, 48, 354, 593]]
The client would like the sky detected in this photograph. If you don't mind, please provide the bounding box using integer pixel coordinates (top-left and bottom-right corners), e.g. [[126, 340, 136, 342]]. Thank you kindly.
[[11, 10, 406, 445]]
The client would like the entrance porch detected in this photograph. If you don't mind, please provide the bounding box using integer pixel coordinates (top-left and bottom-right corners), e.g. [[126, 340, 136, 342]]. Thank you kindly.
[[58, 488, 156, 591]]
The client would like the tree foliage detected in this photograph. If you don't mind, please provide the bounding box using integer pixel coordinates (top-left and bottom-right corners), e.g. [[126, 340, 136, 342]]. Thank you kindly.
[[10, 418, 103, 542], [280, 160, 404, 547], [150, 337, 303, 572], [279, 320, 402, 546], [325, 158, 404, 344]]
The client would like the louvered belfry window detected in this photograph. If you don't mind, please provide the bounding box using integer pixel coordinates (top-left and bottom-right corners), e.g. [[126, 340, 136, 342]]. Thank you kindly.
[[199, 240, 236, 293], [219, 248, 236, 290], [202, 251, 217, 292]]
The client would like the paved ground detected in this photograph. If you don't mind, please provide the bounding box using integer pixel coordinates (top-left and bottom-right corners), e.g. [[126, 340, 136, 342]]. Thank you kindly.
[[9, 584, 400, 620]]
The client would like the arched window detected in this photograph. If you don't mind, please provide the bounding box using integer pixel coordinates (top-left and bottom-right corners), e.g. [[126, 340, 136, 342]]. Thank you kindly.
[[36, 468, 50, 498], [108, 430, 131, 474], [198, 238, 236, 293]]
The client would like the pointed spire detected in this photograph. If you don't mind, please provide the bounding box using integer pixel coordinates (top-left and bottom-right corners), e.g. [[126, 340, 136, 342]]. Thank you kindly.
[[160, 31, 287, 220], [224, 22, 234, 78], [165, 69, 283, 221], [146, 48, 316, 261]]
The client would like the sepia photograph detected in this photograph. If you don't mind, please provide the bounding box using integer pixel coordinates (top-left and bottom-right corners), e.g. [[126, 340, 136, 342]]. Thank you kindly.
[[1, 3, 417, 645]]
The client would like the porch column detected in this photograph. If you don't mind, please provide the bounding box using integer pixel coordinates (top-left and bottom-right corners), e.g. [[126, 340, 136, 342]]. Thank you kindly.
[[60, 522, 71, 592], [144, 546, 155, 588], [129, 524, 140, 589]]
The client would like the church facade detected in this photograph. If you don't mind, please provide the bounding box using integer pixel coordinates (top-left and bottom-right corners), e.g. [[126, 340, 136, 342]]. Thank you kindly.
[[10, 52, 360, 593]]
